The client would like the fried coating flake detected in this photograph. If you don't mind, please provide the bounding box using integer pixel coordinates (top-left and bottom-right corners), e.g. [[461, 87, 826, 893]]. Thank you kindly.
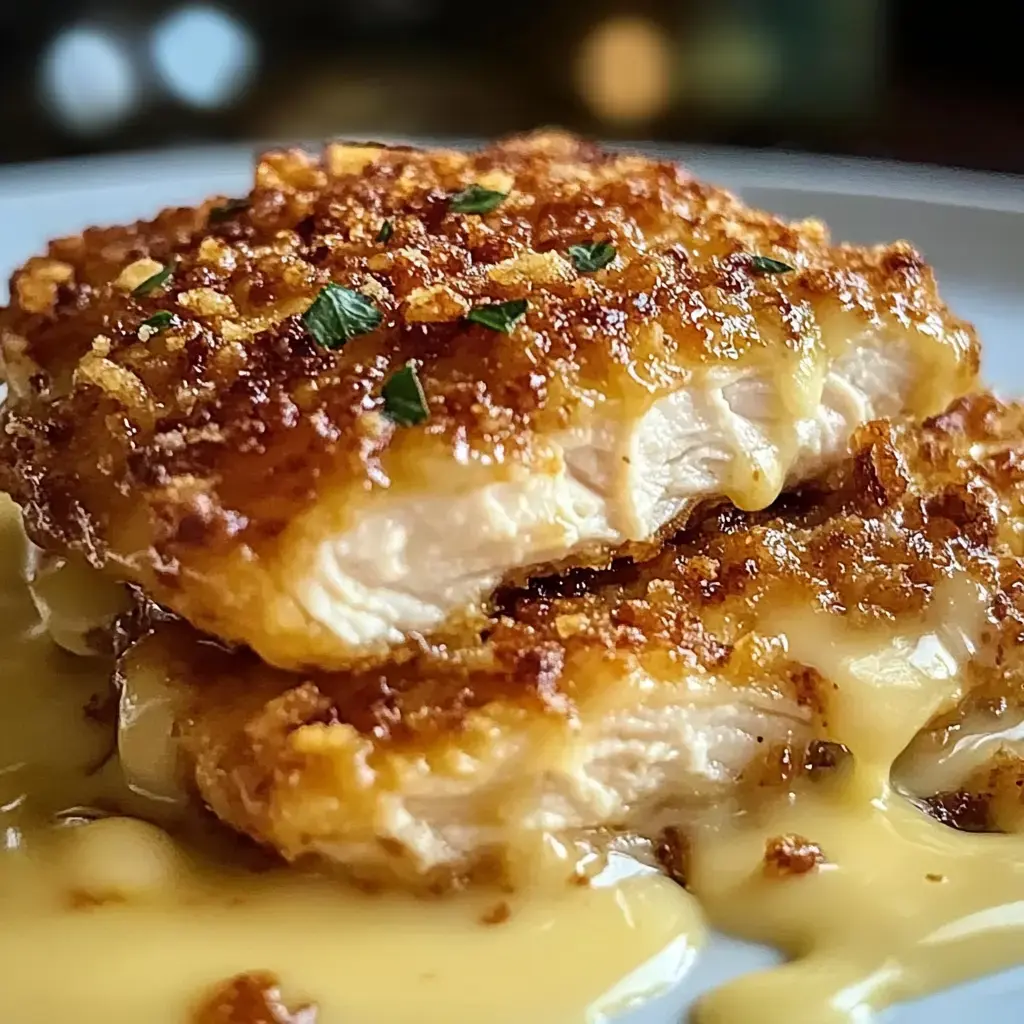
[[192, 972, 317, 1024]]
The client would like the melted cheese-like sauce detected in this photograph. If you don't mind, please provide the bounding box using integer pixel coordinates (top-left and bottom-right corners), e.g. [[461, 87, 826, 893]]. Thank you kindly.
[[691, 580, 1024, 1022], [4, 490, 1024, 1022], [0, 498, 702, 1023]]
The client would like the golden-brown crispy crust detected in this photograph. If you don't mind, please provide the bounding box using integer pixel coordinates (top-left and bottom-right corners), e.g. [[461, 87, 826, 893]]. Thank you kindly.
[[125, 393, 1024, 882], [0, 131, 978, 621]]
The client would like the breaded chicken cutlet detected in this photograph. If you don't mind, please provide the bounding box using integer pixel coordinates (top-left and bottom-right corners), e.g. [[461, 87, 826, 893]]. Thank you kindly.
[[116, 393, 1024, 889], [0, 132, 978, 671]]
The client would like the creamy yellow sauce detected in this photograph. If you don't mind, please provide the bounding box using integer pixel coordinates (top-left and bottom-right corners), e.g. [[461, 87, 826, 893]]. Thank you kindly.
[[0, 499, 702, 1024], [4, 493, 1024, 1023], [692, 580, 1024, 1022]]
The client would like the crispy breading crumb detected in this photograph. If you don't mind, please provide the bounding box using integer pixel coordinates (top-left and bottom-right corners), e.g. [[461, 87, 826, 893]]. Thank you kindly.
[[192, 972, 318, 1024], [476, 168, 515, 194], [256, 149, 325, 192], [73, 351, 153, 421], [554, 613, 588, 638], [402, 284, 470, 323], [196, 236, 238, 272], [113, 258, 164, 293], [763, 834, 826, 877], [487, 250, 574, 287], [178, 288, 238, 318], [325, 143, 384, 177], [13, 257, 74, 314], [90, 335, 112, 357]]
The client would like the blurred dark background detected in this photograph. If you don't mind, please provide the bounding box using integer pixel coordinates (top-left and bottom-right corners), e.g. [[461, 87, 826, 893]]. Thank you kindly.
[[1, 0, 1022, 172]]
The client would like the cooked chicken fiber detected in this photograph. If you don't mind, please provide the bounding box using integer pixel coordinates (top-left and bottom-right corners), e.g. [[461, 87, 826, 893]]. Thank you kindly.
[[0, 132, 979, 670]]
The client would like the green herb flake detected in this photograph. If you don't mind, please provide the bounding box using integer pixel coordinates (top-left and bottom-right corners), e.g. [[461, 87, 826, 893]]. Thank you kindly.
[[132, 263, 174, 298], [376, 220, 394, 244], [209, 197, 250, 223], [302, 282, 383, 349], [382, 362, 428, 427], [449, 184, 507, 215], [140, 311, 174, 333], [568, 241, 616, 273], [750, 255, 795, 275], [466, 298, 528, 334]]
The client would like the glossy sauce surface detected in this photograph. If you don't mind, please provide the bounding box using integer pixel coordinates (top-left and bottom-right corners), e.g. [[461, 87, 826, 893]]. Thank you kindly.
[[692, 581, 1024, 1022]]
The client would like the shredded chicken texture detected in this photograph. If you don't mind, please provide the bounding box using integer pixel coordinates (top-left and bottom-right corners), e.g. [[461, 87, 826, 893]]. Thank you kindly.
[[115, 394, 1024, 889], [0, 132, 978, 670]]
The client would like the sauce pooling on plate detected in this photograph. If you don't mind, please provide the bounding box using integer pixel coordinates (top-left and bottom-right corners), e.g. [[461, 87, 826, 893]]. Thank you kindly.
[[3, 492, 1024, 1023], [692, 582, 1024, 1022]]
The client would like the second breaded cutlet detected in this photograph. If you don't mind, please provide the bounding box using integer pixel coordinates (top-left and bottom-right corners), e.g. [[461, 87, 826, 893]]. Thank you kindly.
[[0, 132, 978, 671], [115, 394, 1024, 889]]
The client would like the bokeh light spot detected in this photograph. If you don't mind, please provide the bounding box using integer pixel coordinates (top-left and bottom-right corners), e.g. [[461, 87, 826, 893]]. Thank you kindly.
[[575, 17, 672, 125], [39, 24, 138, 134], [151, 5, 258, 110], [686, 21, 779, 112]]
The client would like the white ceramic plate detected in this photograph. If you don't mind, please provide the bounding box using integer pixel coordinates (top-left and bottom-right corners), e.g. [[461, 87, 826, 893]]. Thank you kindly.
[[1, 141, 1022, 1023]]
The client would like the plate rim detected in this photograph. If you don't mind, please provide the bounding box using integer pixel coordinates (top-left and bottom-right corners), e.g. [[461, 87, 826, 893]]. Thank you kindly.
[[0, 136, 1021, 216]]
